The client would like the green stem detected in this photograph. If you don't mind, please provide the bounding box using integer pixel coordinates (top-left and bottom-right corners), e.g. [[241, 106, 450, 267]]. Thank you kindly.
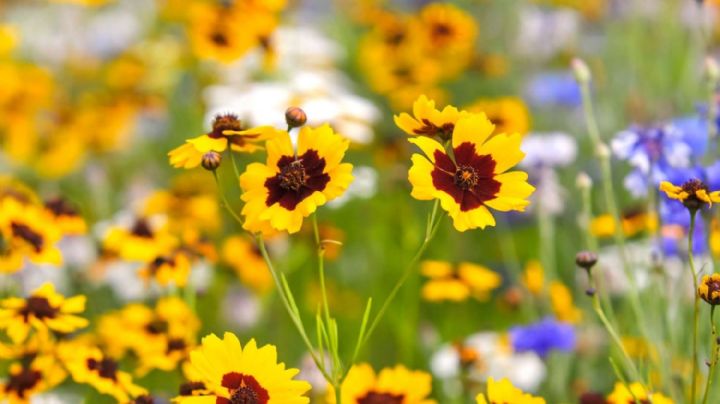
[[212, 170, 244, 225], [228, 149, 241, 179], [690, 210, 701, 404], [312, 214, 339, 379], [702, 306, 718, 404]]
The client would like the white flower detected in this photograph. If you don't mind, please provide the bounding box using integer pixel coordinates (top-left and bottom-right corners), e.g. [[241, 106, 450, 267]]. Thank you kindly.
[[327, 166, 378, 208], [521, 132, 577, 168]]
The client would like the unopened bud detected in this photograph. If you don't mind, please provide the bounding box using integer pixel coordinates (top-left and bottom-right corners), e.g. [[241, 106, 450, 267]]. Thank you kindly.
[[285, 107, 307, 128], [595, 142, 610, 159], [201, 151, 222, 171], [585, 288, 596, 297], [576, 251, 598, 270], [706, 57, 720, 83], [572, 58, 591, 84], [576, 172, 593, 190]]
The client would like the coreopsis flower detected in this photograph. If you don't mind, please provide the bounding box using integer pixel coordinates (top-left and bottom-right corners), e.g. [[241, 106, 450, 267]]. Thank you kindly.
[[420, 260, 501, 302], [0, 354, 66, 404], [549, 281, 582, 323], [606, 382, 674, 404], [699, 273, 720, 305], [98, 297, 200, 375], [0, 197, 63, 272], [327, 363, 436, 404], [103, 218, 177, 262], [175, 332, 311, 403], [222, 236, 272, 294], [240, 124, 353, 234], [43, 197, 86, 236], [466, 97, 531, 137], [475, 378, 546, 404], [137, 250, 192, 288], [660, 179, 720, 210], [394, 95, 466, 140], [59, 341, 147, 402], [0, 283, 88, 343], [521, 260, 544, 295], [407, 112, 535, 231], [169, 114, 278, 169], [590, 210, 657, 239]]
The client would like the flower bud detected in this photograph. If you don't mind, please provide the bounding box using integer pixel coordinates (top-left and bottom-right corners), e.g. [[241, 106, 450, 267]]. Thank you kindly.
[[285, 107, 307, 128], [706, 57, 720, 83], [576, 172, 593, 190], [201, 151, 222, 171], [699, 273, 720, 305], [595, 142, 610, 159], [575, 251, 598, 270], [571, 58, 591, 84]]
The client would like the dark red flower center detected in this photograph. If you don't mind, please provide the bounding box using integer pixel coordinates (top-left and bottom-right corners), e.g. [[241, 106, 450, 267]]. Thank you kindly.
[[680, 179, 711, 211], [431, 142, 501, 212], [412, 119, 454, 139], [179, 381, 206, 396], [20, 296, 57, 322], [86, 357, 119, 380], [133, 395, 155, 404], [358, 391, 405, 404], [131, 219, 154, 238], [166, 338, 187, 353], [210, 114, 243, 138], [145, 319, 169, 334], [5, 367, 41, 398], [211, 32, 229, 47], [216, 372, 269, 404], [45, 198, 79, 217], [264, 150, 331, 210], [11, 222, 43, 252]]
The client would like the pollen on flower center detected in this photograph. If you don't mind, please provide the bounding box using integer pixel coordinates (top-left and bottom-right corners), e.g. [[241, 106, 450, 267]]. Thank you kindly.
[[6, 368, 42, 398], [454, 165, 478, 190], [20, 296, 57, 321], [230, 385, 261, 404], [357, 391, 405, 404], [11, 222, 43, 252], [278, 160, 308, 191]]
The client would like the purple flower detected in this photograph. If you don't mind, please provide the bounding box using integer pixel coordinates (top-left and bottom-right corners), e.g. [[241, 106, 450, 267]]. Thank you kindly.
[[525, 72, 582, 108], [509, 317, 576, 358]]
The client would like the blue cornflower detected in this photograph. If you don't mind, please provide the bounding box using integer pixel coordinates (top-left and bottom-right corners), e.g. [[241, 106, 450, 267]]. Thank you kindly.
[[509, 317, 575, 358], [525, 72, 582, 108]]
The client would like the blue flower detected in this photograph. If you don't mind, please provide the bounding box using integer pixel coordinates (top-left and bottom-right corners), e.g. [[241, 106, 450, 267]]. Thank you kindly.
[[509, 317, 575, 358], [525, 72, 582, 108]]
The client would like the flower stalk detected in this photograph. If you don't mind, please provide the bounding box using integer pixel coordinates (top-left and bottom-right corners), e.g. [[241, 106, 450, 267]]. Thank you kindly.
[[702, 306, 718, 404]]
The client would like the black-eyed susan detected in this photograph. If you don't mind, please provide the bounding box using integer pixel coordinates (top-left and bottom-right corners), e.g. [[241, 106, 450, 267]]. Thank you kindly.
[[606, 382, 673, 404], [0, 197, 63, 272], [549, 281, 582, 324], [327, 363, 435, 404], [420, 260, 501, 302], [660, 179, 720, 211], [476, 378, 545, 404], [466, 97, 530, 137], [394, 95, 466, 140], [699, 273, 720, 305], [0, 283, 88, 343], [59, 341, 147, 402], [103, 217, 177, 262], [98, 297, 199, 375], [138, 250, 192, 288], [406, 111, 535, 231], [169, 114, 278, 169], [175, 332, 311, 403], [0, 353, 66, 404], [44, 197, 86, 236], [222, 235, 272, 294], [590, 210, 657, 239], [240, 124, 353, 234], [414, 3, 477, 77]]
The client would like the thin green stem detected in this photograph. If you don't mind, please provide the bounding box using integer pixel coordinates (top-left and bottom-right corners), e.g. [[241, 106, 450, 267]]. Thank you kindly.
[[311, 214, 337, 377], [689, 210, 701, 404], [702, 306, 718, 404], [228, 150, 241, 179], [212, 170, 244, 225]]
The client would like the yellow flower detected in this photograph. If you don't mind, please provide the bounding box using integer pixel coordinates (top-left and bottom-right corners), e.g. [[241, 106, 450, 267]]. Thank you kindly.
[[406, 111, 535, 231], [549, 281, 582, 323], [522, 260, 544, 295], [169, 114, 278, 169], [138, 250, 192, 288], [590, 210, 657, 239], [327, 363, 436, 404], [414, 3, 477, 77], [0, 353, 66, 404], [466, 97, 530, 137], [0, 283, 87, 343], [0, 197, 63, 272], [660, 179, 720, 210], [240, 124, 354, 234], [59, 340, 147, 402], [421, 260, 501, 302], [222, 236, 272, 294], [43, 197, 87, 236], [102, 217, 178, 262], [606, 382, 674, 404], [175, 332, 311, 403], [476, 377, 546, 404], [0, 25, 18, 58], [394, 94, 466, 139], [98, 297, 200, 376], [699, 273, 720, 305]]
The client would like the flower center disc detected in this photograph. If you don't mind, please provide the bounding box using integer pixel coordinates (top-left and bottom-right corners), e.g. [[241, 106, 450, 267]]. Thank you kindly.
[[21, 296, 57, 321], [230, 386, 260, 404], [358, 391, 405, 404], [453, 166, 478, 190], [278, 161, 308, 191]]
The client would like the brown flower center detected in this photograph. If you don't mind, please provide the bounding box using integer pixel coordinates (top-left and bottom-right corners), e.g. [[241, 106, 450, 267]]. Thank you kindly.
[[211, 114, 243, 138], [278, 160, 308, 191], [45, 198, 78, 217], [86, 357, 119, 380], [358, 392, 405, 404], [454, 165, 478, 190], [20, 296, 57, 321], [5, 367, 41, 398], [131, 219, 154, 238], [166, 338, 187, 353], [412, 119, 455, 139], [211, 32, 229, 46], [680, 179, 710, 210], [221, 372, 269, 404], [145, 319, 169, 334], [11, 222, 43, 252], [179, 381, 206, 396]]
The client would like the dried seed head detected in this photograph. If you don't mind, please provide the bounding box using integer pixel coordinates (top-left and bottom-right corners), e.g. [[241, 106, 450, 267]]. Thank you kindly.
[[201, 151, 222, 171], [575, 251, 598, 270], [285, 107, 307, 128]]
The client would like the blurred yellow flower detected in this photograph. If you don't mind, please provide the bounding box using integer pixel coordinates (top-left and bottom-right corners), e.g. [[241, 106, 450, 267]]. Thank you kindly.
[[549, 281, 582, 324], [522, 260, 544, 295], [0, 353, 66, 404], [328, 363, 436, 404], [606, 382, 673, 404], [103, 218, 178, 262], [0, 25, 18, 58], [421, 260, 501, 302], [222, 236, 272, 294], [138, 250, 192, 288], [476, 377, 546, 404], [43, 197, 87, 236], [0, 197, 63, 272], [590, 210, 657, 239], [466, 97, 531, 137]]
